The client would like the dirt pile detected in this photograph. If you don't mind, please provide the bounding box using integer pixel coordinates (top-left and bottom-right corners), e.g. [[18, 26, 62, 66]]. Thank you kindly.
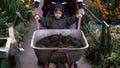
[[36, 34, 84, 48]]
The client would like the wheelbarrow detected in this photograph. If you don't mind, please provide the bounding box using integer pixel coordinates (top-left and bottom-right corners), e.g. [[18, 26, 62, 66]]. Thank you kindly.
[[31, 29, 88, 68], [31, 13, 88, 68]]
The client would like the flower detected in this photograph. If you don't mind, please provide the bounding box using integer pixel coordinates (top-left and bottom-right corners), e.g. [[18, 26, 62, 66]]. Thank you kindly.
[[25, 4, 29, 9], [21, 0, 25, 4], [118, 15, 120, 19], [109, 3, 112, 6], [85, 0, 120, 24], [28, 0, 31, 2]]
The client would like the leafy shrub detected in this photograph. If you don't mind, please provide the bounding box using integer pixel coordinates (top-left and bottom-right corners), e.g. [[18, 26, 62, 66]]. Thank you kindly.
[[0, 0, 33, 26], [0, 9, 9, 37], [84, 0, 120, 24]]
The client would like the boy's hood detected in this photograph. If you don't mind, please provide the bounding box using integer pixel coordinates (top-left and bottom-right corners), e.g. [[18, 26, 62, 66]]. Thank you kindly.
[[51, 2, 66, 17]]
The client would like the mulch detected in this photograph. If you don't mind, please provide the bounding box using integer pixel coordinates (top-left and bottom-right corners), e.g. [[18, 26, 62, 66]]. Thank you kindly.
[[36, 34, 84, 48]]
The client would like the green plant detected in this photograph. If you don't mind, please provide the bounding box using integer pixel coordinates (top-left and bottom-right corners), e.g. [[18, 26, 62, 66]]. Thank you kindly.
[[84, 46, 100, 64], [0, 9, 9, 37], [107, 26, 120, 67], [0, 0, 33, 26], [0, 39, 7, 47], [15, 28, 28, 42], [84, 0, 120, 24], [85, 25, 120, 68], [85, 29, 101, 64]]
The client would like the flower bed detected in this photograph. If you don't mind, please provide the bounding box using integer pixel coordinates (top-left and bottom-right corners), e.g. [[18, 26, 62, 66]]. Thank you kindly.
[[85, 25, 120, 68]]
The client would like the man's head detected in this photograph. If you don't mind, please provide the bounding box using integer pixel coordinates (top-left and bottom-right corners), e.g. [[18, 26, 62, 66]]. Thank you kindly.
[[53, 7, 63, 19]]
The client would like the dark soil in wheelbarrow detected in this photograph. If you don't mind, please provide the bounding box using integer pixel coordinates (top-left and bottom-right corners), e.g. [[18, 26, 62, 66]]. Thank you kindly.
[[36, 34, 84, 48]]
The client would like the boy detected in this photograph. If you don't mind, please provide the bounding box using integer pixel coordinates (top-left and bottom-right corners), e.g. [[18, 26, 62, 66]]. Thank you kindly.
[[33, 0, 85, 29], [35, 4, 81, 29]]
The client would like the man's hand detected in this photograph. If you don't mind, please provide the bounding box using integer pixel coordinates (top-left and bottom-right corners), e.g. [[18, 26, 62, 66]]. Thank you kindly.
[[32, 8, 39, 17], [76, 14, 82, 18], [76, 8, 85, 18], [77, 8, 85, 16], [35, 15, 40, 20]]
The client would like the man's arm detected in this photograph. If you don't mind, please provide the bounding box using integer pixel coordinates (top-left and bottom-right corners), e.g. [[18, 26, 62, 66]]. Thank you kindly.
[[77, 0, 83, 8], [77, 0, 85, 15], [34, 0, 40, 8], [32, 0, 41, 17]]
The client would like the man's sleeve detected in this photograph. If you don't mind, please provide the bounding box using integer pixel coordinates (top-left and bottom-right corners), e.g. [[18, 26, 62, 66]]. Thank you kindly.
[[77, 0, 84, 9], [34, 0, 41, 8]]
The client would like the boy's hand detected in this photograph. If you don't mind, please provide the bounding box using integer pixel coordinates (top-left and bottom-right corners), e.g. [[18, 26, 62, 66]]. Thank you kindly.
[[32, 8, 39, 17]]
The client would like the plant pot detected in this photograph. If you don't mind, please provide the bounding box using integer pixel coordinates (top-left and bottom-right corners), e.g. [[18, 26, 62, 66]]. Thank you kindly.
[[0, 23, 16, 54], [0, 23, 21, 68], [0, 23, 17, 55], [0, 38, 11, 58], [7, 23, 21, 68]]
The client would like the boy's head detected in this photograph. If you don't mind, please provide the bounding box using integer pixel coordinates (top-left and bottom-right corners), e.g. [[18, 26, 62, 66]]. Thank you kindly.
[[53, 7, 63, 19]]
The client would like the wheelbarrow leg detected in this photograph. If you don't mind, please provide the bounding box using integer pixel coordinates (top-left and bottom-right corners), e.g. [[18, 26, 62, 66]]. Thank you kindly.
[[43, 63, 49, 68], [56, 63, 66, 68], [68, 63, 75, 68], [74, 63, 77, 68]]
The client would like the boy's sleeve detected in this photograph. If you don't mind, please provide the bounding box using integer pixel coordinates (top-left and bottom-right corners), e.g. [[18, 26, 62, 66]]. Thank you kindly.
[[39, 17, 47, 26], [34, 0, 41, 8], [77, 0, 84, 9], [66, 15, 78, 25]]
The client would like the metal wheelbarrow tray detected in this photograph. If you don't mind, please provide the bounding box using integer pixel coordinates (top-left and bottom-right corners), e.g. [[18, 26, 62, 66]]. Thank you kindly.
[[31, 29, 88, 63]]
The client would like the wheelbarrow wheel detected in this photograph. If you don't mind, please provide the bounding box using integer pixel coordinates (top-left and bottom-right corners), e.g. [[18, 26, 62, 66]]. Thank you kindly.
[[56, 63, 66, 68], [74, 63, 77, 68], [38, 60, 43, 66]]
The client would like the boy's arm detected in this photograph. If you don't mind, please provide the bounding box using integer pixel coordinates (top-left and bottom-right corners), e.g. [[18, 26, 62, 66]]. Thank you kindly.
[[39, 17, 47, 27], [66, 15, 78, 25], [32, 0, 41, 17], [67, 14, 82, 25], [35, 15, 47, 26]]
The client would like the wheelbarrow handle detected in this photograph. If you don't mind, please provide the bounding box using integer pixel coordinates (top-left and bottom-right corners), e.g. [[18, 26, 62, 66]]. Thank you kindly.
[[77, 15, 82, 30], [35, 15, 40, 30]]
